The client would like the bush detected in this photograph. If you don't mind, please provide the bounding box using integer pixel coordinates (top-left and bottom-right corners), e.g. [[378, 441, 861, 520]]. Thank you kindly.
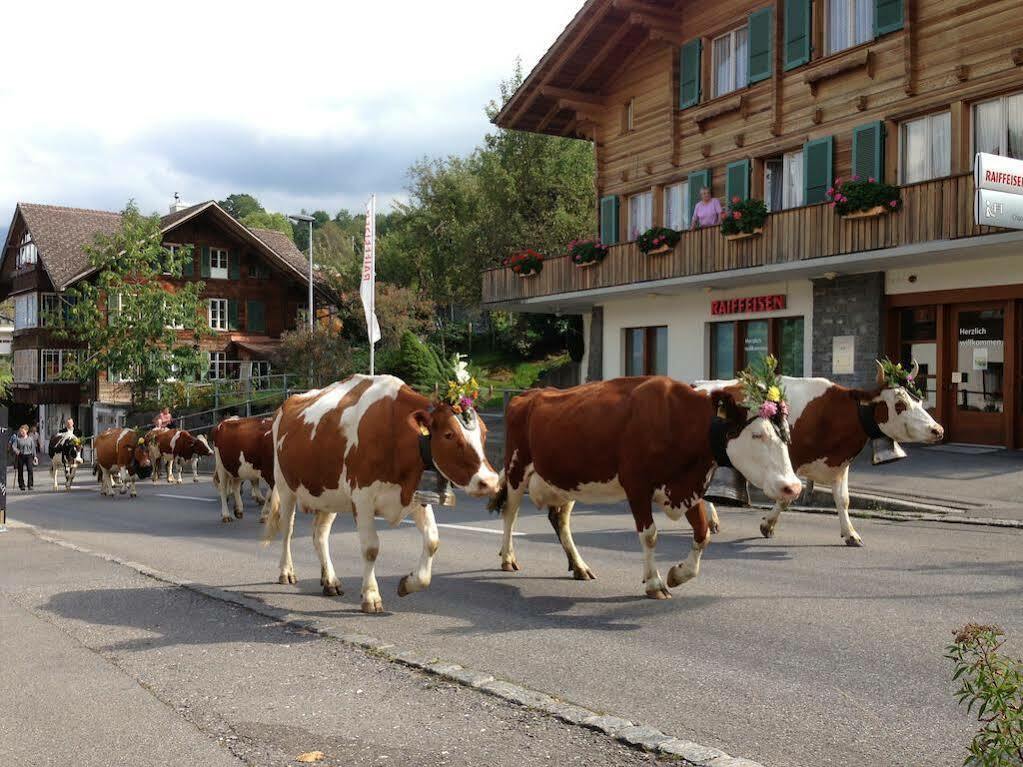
[[568, 238, 609, 265], [637, 226, 681, 255], [396, 331, 449, 394], [946, 623, 1023, 766], [826, 176, 902, 215], [274, 325, 354, 389], [721, 197, 768, 236]]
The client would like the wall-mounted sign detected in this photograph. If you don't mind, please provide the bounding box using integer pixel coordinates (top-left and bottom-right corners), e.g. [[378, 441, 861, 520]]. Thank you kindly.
[[832, 335, 855, 375], [975, 153, 1023, 230], [958, 318, 1004, 342], [711, 294, 786, 316]]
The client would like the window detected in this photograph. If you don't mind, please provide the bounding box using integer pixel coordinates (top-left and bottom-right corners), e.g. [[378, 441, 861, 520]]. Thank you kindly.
[[40, 293, 61, 326], [712, 26, 749, 98], [163, 244, 180, 275], [208, 352, 228, 380], [663, 182, 690, 230], [16, 233, 37, 269], [826, 0, 873, 55], [974, 92, 1023, 160], [163, 299, 185, 330], [623, 98, 635, 133], [710, 317, 805, 379], [41, 349, 78, 382], [13, 349, 38, 383], [14, 293, 38, 330], [901, 112, 951, 183], [897, 307, 938, 410], [765, 151, 805, 212], [248, 261, 271, 279], [209, 248, 229, 279], [625, 326, 668, 376], [251, 360, 272, 381], [209, 298, 228, 331], [628, 191, 654, 240]]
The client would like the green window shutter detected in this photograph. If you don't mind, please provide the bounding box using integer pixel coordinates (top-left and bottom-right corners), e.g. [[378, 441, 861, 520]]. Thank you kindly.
[[726, 160, 751, 202], [246, 300, 266, 333], [852, 121, 885, 182], [679, 39, 702, 109], [687, 169, 712, 224], [227, 299, 239, 331], [599, 195, 620, 244], [182, 248, 194, 277], [874, 0, 903, 36], [228, 251, 240, 280], [200, 246, 211, 278], [748, 8, 773, 84], [803, 136, 834, 204], [784, 0, 811, 71]]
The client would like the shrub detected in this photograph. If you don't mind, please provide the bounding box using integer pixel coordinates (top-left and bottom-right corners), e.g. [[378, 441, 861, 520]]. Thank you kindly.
[[946, 623, 1023, 766], [568, 238, 609, 265], [826, 176, 902, 215], [721, 197, 768, 236], [637, 226, 681, 255], [396, 331, 449, 393], [274, 325, 354, 389], [504, 249, 544, 276]]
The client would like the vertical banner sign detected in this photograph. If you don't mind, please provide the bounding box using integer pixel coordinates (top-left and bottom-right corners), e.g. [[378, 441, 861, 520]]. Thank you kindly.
[[361, 195, 381, 374]]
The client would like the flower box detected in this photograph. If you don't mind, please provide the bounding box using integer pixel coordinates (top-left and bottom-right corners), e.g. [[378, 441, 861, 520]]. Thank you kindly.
[[724, 227, 763, 242], [646, 244, 673, 256], [574, 260, 600, 269], [841, 205, 889, 220], [567, 239, 610, 268], [505, 249, 545, 277], [637, 226, 682, 256], [517, 270, 539, 278]]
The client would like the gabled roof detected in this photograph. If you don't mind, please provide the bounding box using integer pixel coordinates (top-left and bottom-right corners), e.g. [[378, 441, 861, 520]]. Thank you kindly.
[[4, 200, 323, 292]]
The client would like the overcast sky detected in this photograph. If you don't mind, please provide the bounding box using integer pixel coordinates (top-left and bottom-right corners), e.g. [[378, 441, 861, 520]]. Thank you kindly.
[[0, 0, 582, 238]]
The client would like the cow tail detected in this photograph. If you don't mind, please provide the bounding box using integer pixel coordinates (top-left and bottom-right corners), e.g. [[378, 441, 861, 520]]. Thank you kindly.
[[486, 470, 508, 515], [261, 489, 282, 546]]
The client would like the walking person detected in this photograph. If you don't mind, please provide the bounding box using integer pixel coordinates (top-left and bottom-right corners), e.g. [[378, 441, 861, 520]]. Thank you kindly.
[[13, 425, 36, 492]]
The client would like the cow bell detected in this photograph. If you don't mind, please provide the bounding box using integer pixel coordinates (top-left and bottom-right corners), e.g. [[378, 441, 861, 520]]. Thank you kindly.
[[703, 467, 751, 507], [870, 436, 907, 465], [413, 469, 456, 508]]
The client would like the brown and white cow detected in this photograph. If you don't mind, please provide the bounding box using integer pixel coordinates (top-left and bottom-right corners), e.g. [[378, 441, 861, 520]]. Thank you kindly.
[[493, 376, 802, 598], [147, 428, 213, 484], [212, 415, 276, 523], [697, 361, 944, 546], [264, 374, 499, 613], [93, 428, 153, 497]]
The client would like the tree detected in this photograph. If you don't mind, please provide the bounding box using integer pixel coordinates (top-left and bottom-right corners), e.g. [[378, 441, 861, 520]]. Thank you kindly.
[[241, 210, 296, 241], [273, 325, 353, 389], [218, 193, 263, 220], [48, 202, 210, 405]]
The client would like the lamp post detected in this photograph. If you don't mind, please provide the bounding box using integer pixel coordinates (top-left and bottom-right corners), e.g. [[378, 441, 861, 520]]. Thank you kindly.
[[288, 213, 315, 329]]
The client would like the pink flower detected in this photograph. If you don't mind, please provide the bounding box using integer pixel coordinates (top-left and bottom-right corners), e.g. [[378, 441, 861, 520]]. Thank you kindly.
[[830, 202, 837, 208], [889, 200, 898, 207], [868, 177, 876, 183], [834, 177, 842, 185], [906, 374, 915, 383], [852, 175, 860, 181], [759, 401, 778, 419], [779, 401, 789, 417], [732, 196, 741, 204], [827, 188, 834, 196], [733, 211, 742, 220]]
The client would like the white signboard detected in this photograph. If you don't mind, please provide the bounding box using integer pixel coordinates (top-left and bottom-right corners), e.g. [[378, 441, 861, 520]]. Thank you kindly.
[[975, 188, 1023, 229], [974, 153, 1023, 230], [832, 335, 855, 375]]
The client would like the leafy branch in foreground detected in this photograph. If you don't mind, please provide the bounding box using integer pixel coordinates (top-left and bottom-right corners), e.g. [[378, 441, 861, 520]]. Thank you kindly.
[[946, 623, 1023, 766]]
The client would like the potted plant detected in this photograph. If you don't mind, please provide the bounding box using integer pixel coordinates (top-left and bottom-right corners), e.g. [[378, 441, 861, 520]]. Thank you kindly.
[[568, 238, 609, 268], [504, 249, 544, 278], [637, 226, 681, 256], [721, 197, 768, 241], [826, 176, 902, 219]]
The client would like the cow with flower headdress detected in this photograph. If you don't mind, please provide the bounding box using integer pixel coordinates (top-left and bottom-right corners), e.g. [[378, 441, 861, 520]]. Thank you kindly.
[[263, 363, 500, 613]]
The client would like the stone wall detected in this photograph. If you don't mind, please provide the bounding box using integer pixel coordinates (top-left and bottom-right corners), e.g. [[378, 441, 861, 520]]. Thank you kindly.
[[811, 272, 885, 388], [586, 306, 603, 382]]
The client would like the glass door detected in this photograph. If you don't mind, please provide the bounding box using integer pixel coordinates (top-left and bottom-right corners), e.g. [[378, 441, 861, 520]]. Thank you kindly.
[[950, 303, 1007, 445]]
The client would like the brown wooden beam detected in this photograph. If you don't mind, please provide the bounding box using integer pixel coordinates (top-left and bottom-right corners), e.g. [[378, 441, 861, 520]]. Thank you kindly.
[[610, 0, 678, 26], [540, 86, 604, 105]]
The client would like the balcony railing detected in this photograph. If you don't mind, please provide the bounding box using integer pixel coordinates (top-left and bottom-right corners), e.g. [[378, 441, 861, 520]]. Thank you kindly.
[[482, 173, 999, 306]]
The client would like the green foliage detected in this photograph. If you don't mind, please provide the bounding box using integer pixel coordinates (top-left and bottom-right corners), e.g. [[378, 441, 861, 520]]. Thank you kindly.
[[721, 197, 769, 235], [241, 210, 296, 241], [0, 356, 12, 400], [218, 193, 264, 220], [47, 201, 210, 405], [568, 238, 609, 266], [636, 227, 681, 255], [396, 331, 449, 394], [947, 624, 1023, 766], [826, 176, 902, 215], [273, 325, 354, 390]]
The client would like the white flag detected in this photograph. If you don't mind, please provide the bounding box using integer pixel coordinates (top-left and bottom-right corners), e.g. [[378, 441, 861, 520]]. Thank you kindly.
[[360, 194, 381, 345]]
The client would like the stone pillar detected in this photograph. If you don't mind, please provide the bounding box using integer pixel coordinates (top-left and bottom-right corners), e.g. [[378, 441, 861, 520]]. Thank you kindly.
[[586, 306, 604, 382], [811, 272, 885, 388]]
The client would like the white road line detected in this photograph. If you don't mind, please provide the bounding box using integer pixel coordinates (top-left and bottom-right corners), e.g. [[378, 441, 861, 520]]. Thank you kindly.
[[155, 493, 219, 503], [401, 519, 522, 536]]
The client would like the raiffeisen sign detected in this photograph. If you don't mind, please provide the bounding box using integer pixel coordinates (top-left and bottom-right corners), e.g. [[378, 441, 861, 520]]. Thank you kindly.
[[975, 152, 1023, 230]]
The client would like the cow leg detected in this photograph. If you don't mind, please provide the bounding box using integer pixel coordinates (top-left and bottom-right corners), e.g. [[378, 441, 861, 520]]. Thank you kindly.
[[549, 502, 595, 580], [667, 501, 711, 588], [638, 521, 671, 599], [118, 468, 128, 495], [216, 466, 234, 523], [258, 485, 275, 524], [191, 456, 200, 483], [760, 501, 785, 538], [252, 480, 266, 505], [51, 463, 59, 492], [707, 501, 721, 534], [355, 504, 383, 613], [275, 485, 298, 585], [499, 482, 526, 572], [232, 478, 245, 519], [313, 511, 343, 596], [833, 465, 862, 546], [66, 465, 76, 492], [398, 503, 440, 597]]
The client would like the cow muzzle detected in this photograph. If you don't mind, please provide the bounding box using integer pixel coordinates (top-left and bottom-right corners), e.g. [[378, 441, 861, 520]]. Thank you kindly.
[[466, 470, 500, 499]]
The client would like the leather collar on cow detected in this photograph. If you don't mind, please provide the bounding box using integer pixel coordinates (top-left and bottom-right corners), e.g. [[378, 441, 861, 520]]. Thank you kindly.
[[709, 417, 735, 469], [857, 402, 886, 440], [417, 432, 453, 499]]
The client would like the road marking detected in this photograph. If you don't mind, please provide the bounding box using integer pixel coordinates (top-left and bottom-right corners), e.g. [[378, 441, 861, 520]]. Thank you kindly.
[[156, 493, 219, 503], [401, 519, 522, 536]]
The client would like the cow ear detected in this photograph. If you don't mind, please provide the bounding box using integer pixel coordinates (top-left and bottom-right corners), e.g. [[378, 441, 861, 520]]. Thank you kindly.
[[875, 360, 886, 385], [711, 388, 744, 425], [409, 410, 432, 437]]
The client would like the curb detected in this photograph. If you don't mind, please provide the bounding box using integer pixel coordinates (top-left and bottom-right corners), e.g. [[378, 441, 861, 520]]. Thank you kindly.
[[8, 519, 766, 767]]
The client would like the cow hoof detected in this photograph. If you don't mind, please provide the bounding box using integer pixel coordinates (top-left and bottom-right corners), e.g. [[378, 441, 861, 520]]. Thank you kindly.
[[500, 560, 520, 572], [278, 573, 298, 585], [221, 516, 233, 524], [572, 565, 596, 581], [645, 587, 672, 600], [397, 575, 412, 597], [666, 566, 695, 588], [322, 584, 344, 597], [193, 478, 200, 483], [361, 598, 383, 614], [844, 535, 863, 548], [234, 509, 244, 519], [258, 515, 268, 524], [759, 521, 775, 539], [709, 519, 721, 535]]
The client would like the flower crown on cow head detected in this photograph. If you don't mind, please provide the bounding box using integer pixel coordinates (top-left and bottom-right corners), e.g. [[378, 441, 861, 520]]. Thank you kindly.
[[444, 354, 481, 429], [738, 354, 791, 441], [876, 358, 924, 401]]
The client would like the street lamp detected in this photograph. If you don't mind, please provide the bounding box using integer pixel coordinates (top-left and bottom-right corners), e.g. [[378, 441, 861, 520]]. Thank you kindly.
[[288, 213, 315, 329]]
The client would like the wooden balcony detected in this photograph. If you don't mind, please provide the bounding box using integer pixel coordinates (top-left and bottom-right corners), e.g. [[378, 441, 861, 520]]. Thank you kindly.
[[482, 174, 1002, 307]]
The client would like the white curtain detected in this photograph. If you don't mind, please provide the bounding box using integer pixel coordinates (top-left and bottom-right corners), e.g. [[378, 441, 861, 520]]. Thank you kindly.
[[828, 0, 850, 53], [902, 118, 928, 184], [784, 152, 804, 209], [975, 99, 1003, 156], [854, 0, 873, 46], [1007, 93, 1023, 159], [664, 184, 688, 230], [713, 35, 730, 97], [931, 112, 951, 178], [734, 28, 749, 91], [629, 192, 653, 239]]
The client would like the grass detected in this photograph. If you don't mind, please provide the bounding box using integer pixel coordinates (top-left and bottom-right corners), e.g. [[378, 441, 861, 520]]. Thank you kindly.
[[471, 351, 572, 408]]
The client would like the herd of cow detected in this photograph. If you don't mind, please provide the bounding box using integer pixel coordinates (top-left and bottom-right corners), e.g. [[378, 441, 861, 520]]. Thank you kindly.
[[54, 362, 943, 614]]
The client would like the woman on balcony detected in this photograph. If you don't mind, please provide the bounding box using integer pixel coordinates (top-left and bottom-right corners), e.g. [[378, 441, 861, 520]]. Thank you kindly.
[[691, 186, 723, 229]]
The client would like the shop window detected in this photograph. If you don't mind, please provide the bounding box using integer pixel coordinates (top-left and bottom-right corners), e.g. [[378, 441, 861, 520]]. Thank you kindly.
[[710, 316, 805, 379], [625, 326, 668, 376], [825, 0, 873, 55], [712, 26, 749, 98], [974, 92, 1023, 160], [901, 112, 951, 184], [628, 191, 653, 240], [897, 306, 938, 410]]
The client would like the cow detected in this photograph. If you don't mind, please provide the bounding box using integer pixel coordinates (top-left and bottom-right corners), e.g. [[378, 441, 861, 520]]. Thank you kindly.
[[48, 432, 83, 492], [263, 374, 500, 614], [697, 360, 944, 546], [147, 428, 212, 484], [491, 376, 802, 598], [93, 428, 153, 497], [211, 415, 276, 523]]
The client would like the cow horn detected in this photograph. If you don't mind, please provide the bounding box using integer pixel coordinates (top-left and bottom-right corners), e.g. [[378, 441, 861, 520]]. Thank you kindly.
[[875, 360, 885, 385], [910, 359, 919, 380]]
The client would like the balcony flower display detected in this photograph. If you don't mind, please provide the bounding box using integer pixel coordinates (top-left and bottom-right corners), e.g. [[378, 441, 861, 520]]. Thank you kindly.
[[720, 197, 768, 240], [826, 176, 902, 218], [505, 249, 544, 277], [637, 226, 681, 256], [568, 238, 609, 267]]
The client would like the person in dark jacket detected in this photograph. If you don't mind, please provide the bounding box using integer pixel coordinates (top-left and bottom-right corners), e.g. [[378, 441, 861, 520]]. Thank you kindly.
[[13, 425, 36, 491]]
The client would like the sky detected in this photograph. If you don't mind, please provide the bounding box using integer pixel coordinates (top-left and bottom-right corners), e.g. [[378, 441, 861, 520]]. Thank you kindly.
[[0, 0, 583, 242]]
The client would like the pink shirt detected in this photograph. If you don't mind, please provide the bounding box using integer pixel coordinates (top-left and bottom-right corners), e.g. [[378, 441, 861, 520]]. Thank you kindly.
[[692, 197, 723, 228]]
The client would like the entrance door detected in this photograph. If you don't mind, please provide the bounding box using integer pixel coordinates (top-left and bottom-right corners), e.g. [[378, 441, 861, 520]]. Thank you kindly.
[[949, 303, 1007, 444]]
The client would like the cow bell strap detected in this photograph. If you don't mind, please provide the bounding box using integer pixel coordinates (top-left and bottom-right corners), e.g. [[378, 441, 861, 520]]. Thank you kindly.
[[857, 403, 885, 440], [709, 417, 733, 469], [418, 434, 436, 472]]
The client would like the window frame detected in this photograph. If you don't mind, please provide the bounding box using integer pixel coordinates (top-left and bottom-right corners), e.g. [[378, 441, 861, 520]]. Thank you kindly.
[[973, 91, 1023, 159], [16, 233, 38, 269], [14, 293, 38, 330], [623, 98, 635, 134], [708, 315, 806, 378], [628, 190, 654, 241], [209, 247, 229, 279], [663, 181, 690, 230], [900, 111, 952, 184], [40, 349, 78, 383], [207, 351, 228, 380], [208, 298, 229, 331], [711, 25, 749, 99], [624, 325, 668, 376], [163, 243, 181, 276], [824, 0, 874, 56]]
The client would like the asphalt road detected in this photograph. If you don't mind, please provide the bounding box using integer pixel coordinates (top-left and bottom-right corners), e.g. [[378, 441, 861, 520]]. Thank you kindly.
[[6, 476, 1022, 767]]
